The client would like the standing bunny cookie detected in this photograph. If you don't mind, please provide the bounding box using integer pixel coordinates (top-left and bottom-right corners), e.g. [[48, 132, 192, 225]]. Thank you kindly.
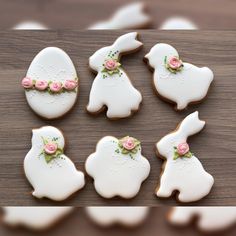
[[156, 112, 214, 202], [24, 126, 85, 201], [21, 47, 78, 119], [145, 43, 214, 110], [87, 32, 143, 119]]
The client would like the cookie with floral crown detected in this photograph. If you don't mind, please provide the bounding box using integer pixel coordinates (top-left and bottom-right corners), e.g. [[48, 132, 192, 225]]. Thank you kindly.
[[87, 32, 142, 119], [24, 126, 85, 201], [168, 207, 236, 233], [3, 207, 73, 231], [145, 43, 214, 110], [85, 136, 150, 198], [86, 207, 149, 227], [155, 112, 214, 202], [21, 47, 78, 119]]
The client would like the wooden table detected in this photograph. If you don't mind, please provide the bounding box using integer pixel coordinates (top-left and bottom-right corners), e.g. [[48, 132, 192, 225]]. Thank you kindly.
[[0, 208, 236, 236], [0, 0, 236, 29], [0, 30, 235, 206]]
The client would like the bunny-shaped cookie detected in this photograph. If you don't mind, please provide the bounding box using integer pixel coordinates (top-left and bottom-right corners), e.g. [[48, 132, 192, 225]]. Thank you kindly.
[[156, 112, 214, 202], [145, 43, 213, 110], [87, 32, 142, 119], [88, 2, 150, 30], [169, 207, 236, 232], [24, 126, 85, 201]]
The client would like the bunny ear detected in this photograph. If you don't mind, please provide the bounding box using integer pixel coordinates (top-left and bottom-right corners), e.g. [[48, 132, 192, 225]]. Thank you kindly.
[[113, 32, 143, 53]]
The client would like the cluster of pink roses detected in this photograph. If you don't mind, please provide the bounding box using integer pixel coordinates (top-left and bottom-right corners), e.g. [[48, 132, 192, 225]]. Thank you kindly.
[[21, 77, 78, 93]]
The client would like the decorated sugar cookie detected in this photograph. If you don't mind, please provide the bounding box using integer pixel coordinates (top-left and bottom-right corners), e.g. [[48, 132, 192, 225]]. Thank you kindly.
[[156, 112, 214, 202], [145, 43, 214, 110], [86, 207, 149, 227], [24, 126, 85, 201], [21, 47, 78, 119], [87, 32, 142, 119], [88, 2, 150, 29], [169, 207, 236, 232], [85, 136, 150, 198], [159, 17, 198, 30], [3, 207, 73, 230]]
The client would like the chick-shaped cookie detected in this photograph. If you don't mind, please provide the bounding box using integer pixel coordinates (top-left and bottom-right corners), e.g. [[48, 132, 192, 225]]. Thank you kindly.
[[85, 136, 150, 198], [156, 112, 214, 202], [87, 32, 142, 119], [145, 43, 213, 110], [3, 207, 73, 231], [24, 126, 85, 201], [169, 207, 236, 233], [86, 207, 149, 227]]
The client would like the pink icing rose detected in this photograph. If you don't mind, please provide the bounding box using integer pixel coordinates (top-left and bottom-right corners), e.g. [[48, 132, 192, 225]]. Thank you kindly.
[[104, 59, 118, 70], [44, 143, 58, 155], [49, 82, 62, 92], [64, 80, 77, 90], [21, 77, 33, 89], [35, 80, 48, 91], [123, 137, 136, 150], [177, 142, 190, 156], [168, 57, 183, 69]]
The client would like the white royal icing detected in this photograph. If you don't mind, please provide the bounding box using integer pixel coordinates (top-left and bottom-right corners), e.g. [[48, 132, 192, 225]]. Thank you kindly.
[[3, 207, 73, 230], [169, 207, 236, 232], [13, 21, 48, 30], [87, 32, 142, 119], [88, 2, 150, 29], [145, 43, 214, 110], [85, 136, 150, 198], [24, 126, 85, 201], [86, 207, 149, 226], [159, 17, 198, 30], [25, 47, 78, 119], [156, 112, 214, 202]]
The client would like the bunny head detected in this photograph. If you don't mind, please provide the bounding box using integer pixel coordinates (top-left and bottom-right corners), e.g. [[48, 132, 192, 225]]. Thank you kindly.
[[32, 126, 65, 150], [156, 112, 205, 159], [145, 43, 179, 69], [89, 32, 143, 72]]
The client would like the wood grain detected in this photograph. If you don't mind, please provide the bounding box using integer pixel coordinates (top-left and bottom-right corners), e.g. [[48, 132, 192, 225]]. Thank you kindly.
[[0, 0, 236, 29], [0, 208, 236, 236], [0, 31, 235, 206]]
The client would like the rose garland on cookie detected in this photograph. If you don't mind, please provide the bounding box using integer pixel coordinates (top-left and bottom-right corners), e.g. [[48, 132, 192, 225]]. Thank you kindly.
[[115, 136, 141, 159], [102, 50, 122, 78], [21, 77, 78, 94], [164, 56, 184, 74], [40, 137, 64, 163], [173, 142, 193, 160]]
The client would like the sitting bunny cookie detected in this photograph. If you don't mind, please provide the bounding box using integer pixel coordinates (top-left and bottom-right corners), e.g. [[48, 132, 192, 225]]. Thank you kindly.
[[88, 2, 150, 29], [86, 207, 149, 227], [24, 126, 85, 201], [145, 43, 214, 110], [85, 136, 150, 198], [3, 207, 73, 230], [21, 47, 78, 119], [169, 207, 236, 232], [87, 32, 142, 119], [156, 112, 214, 202]]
